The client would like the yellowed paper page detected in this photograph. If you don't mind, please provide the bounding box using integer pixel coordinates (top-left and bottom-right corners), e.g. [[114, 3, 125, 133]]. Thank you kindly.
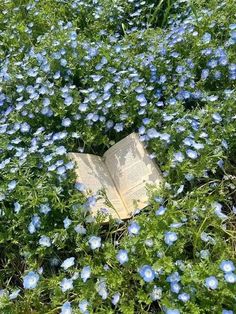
[[104, 133, 163, 214], [68, 153, 127, 219]]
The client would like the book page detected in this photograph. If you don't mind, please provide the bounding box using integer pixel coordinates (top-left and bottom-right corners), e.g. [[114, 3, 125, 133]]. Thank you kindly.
[[68, 153, 128, 219], [103, 133, 163, 214]]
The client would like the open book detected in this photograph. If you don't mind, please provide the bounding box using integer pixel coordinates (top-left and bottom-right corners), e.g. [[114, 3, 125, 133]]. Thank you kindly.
[[68, 133, 163, 219]]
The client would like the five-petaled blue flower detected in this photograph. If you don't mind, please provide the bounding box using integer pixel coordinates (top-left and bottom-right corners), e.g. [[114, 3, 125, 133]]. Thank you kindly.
[[139, 265, 155, 282], [116, 249, 129, 265], [88, 236, 101, 250], [205, 276, 218, 289], [164, 231, 178, 246], [220, 260, 235, 273], [23, 271, 40, 289]]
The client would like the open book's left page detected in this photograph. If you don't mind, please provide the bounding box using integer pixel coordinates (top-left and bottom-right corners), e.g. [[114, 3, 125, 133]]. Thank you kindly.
[[68, 153, 128, 219]]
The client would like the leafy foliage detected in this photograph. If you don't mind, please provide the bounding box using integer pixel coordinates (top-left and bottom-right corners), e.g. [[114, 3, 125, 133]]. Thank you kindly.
[[0, 0, 236, 313]]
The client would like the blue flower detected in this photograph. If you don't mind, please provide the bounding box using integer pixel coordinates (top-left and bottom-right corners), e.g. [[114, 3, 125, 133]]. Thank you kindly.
[[114, 123, 124, 132], [8, 180, 17, 190], [147, 128, 159, 139], [150, 286, 162, 301], [201, 69, 209, 80], [116, 249, 129, 265], [128, 221, 140, 235], [61, 301, 72, 314], [9, 289, 20, 300], [224, 272, 236, 283], [23, 271, 39, 289], [60, 278, 74, 292], [166, 309, 180, 314], [20, 122, 30, 133], [39, 236, 51, 247], [61, 257, 75, 270], [202, 32, 212, 43], [139, 265, 155, 282], [166, 272, 181, 283], [81, 266, 91, 282], [62, 118, 71, 127], [212, 113, 222, 123], [155, 206, 166, 216], [222, 310, 234, 314], [14, 202, 21, 213], [39, 203, 51, 214], [78, 299, 89, 313], [220, 260, 235, 273], [112, 292, 120, 305], [28, 214, 41, 234], [75, 182, 86, 192], [63, 217, 72, 229], [170, 282, 181, 293], [186, 149, 198, 159], [205, 276, 218, 289], [96, 279, 108, 299], [173, 152, 184, 163], [164, 231, 178, 246], [88, 236, 101, 250], [178, 292, 190, 302], [74, 224, 86, 234]]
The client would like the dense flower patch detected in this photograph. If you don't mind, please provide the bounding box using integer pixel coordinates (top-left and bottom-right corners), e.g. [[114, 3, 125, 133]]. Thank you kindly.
[[0, 0, 236, 313]]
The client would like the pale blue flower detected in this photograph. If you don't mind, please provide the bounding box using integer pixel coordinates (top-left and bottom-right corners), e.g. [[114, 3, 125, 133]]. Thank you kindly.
[[79, 299, 89, 313], [200, 249, 210, 259], [8, 180, 17, 190], [178, 292, 190, 302], [114, 123, 124, 132], [147, 128, 159, 139], [128, 221, 140, 235], [81, 266, 91, 282], [173, 152, 184, 163], [61, 301, 72, 314], [28, 214, 41, 234], [61, 257, 75, 270], [212, 113, 222, 123], [166, 272, 180, 283], [164, 231, 178, 246], [96, 279, 108, 299], [170, 282, 181, 293], [9, 289, 20, 300], [88, 236, 101, 250], [63, 217, 72, 229], [62, 118, 71, 127], [112, 292, 120, 305], [55, 146, 67, 155], [155, 206, 166, 216], [205, 276, 218, 289], [60, 278, 74, 292], [39, 236, 51, 247], [220, 260, 235, 273], [20, 122, 30, 133], [116, 249, 129, 265], [23, 271, 39, 289], [75, 182, 86, 192], [74, 224, 86, 234], [139, 265, 155, 282], [14, 202, 21, 213], [150, 286, 162, 301], [166, 309, 180, 314], [224, 272, 236, 283], [186, 149, 198, 159], [222, 310, 234, 314], [39, 203, 51, 214]]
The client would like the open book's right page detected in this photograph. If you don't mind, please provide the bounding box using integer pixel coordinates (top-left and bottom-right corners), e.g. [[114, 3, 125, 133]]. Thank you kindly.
[[103, 133, 163, 214]]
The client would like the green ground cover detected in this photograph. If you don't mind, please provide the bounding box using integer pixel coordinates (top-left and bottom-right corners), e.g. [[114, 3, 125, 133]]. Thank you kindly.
[[0, 0, 236, 313]]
